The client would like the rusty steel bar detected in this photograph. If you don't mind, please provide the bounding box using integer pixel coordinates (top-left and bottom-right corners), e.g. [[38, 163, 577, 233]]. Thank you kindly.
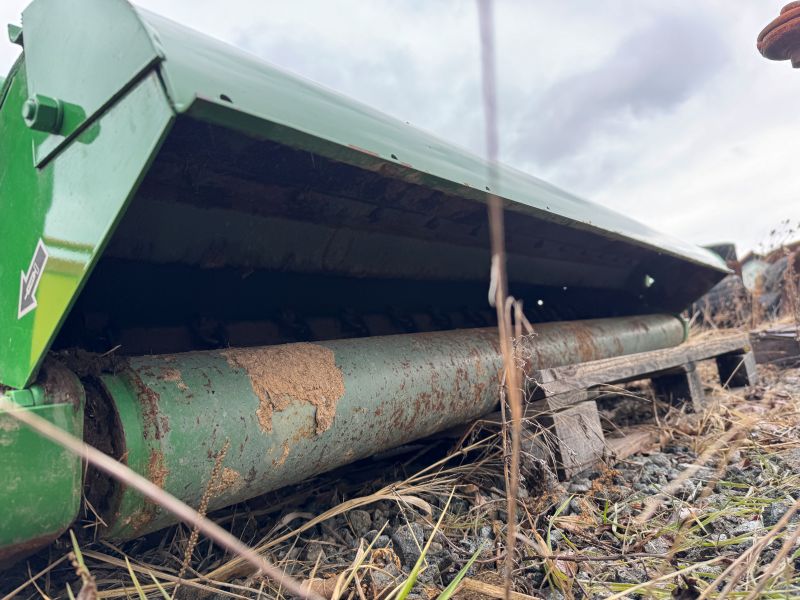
[[86, 314, 685, 539]]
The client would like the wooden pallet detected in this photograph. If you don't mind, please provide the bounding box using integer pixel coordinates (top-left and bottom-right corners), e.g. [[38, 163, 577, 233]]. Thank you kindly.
[[751, 325, 800, 367], [525, 331, 756, 478]]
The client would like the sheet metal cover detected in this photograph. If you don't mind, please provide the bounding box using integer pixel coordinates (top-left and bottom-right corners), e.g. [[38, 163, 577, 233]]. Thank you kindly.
[[138, 6, 726, 272]]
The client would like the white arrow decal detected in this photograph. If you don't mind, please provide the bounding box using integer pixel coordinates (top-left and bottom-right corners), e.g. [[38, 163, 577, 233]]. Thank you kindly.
[[18, 239, 49, 319]]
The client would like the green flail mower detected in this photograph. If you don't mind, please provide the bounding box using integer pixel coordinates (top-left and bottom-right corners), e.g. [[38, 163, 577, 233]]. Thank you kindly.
[[0, 0, 728, 565]]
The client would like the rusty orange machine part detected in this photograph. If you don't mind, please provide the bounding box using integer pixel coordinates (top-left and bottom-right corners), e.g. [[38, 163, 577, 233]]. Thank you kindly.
[[758, 2, 800, 66]]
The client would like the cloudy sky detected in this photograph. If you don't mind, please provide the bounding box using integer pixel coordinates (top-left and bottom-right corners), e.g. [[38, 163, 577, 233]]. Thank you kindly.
[[2, 1, 798, 255]]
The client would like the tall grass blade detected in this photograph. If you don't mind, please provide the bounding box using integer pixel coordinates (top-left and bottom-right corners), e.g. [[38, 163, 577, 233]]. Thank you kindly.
[[125, 556, 147, 600]]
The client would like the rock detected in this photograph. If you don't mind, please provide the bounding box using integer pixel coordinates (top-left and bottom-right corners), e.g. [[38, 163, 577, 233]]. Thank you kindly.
[[457, 536, 486, 566], [569, 498, 584, 515], [340, 529, 356, 547], [479, 525, 493, 540], [665, 443, 690, 454], [649, 453, 673, 469], [370, 563, 400, 597], [368, 533, 392, 549], [417, 562, 441, 584], [675, 479, 699, 501], [525, 568, 545, 587], [303, 543, 327, 563], [391, 522, 425, 566], [449, 498, 470, 515], [568, 479, 591, 493], [615, 565, 648, 584], [723, 465, 760, 486], [349, 509, 372, 537], [731, 519, 763, 537], [640, 462, 669, 485], [609, 485, 633, 503], [541, 588, 565, 600], [763, 501, 800, 527], [644, 537, 670, 554], [633, 482, 660, 495], [702, 493, 729, 509], [684, 546, 716, 562], [555, 493, 573, 514], [431, 548, 455, 573]]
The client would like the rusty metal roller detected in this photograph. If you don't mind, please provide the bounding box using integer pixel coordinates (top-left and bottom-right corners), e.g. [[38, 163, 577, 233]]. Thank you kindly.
[[758, 2, 800, 66]]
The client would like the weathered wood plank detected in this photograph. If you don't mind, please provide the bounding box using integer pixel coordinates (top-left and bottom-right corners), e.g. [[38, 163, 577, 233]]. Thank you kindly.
[[751, 328, 800, 366], [606, 427, 661, 461], [651, 361, 705, 411], [532, 394, 605, 478], [532, 332, 750, 396]]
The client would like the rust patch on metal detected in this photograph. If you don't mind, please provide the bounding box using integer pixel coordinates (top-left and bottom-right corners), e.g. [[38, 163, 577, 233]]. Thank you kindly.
[[562, 322, 604, 364], [123, 449, 169, 535], [275, 441, 290, 467], [347, 143, 381, 158], [291, 425, 315, 444], [209, 466, 242, 496], [159, 368, 188, 391], [221, 344, 345, 435], [131, 372, 170, 440], [148, 449, 169, 488]]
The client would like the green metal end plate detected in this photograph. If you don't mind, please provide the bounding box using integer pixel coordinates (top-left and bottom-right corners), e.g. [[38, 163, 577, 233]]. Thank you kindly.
[[0, 398, 84, 563], [21, 0, 162, 166], [0, 64, 174, 389]]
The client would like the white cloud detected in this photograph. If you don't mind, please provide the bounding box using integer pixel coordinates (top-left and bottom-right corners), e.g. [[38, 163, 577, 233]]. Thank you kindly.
[[1, 0, 797, 255]]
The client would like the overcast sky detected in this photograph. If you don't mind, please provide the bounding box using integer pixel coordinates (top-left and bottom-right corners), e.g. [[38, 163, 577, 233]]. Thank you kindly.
[[2, 1, 798, 255]]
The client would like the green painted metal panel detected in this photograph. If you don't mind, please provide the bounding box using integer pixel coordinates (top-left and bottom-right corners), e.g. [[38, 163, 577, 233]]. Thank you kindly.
[[0, 64, 174, 389], [21, 0, 162, 165], [0, 373, 84, 562], [135, 7, 725, 273]]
